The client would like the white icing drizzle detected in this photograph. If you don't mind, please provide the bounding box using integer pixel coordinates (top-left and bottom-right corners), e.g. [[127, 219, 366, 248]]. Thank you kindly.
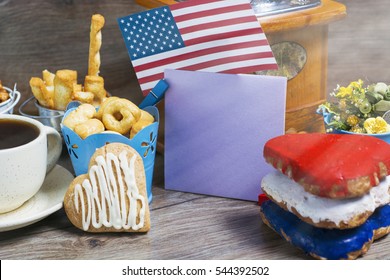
[[74, 151, 146, 231], [261, 171, 390, 226]]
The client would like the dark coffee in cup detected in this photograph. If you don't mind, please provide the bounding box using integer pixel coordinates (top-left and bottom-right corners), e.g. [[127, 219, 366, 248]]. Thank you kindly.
[[0, 114, 62, 213], [0, 119, 40, 150]]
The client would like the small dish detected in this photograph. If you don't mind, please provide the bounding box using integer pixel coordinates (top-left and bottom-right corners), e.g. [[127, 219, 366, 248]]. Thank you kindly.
[[0, 165, 74, 232], [0, 84, 21, 115], [318, 107, 390, 143]]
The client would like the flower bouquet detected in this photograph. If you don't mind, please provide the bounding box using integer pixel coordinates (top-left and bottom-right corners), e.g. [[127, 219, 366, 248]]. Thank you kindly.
[[318, 79, 390, 135]]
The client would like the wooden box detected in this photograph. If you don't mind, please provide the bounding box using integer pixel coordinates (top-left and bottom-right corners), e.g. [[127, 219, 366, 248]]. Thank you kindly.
[[136, 0, 346, 136]]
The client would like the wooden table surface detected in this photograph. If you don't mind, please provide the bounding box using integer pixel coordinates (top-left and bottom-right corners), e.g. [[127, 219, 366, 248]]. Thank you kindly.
[[1, 0, 390, 260], [0, 149, 390, 260]]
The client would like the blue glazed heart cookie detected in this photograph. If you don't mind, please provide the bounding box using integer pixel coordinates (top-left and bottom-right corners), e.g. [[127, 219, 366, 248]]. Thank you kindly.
[[260, 200, 390, 260]]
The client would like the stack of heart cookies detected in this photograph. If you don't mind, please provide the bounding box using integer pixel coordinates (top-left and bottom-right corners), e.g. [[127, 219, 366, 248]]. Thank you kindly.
[[259, 133, 390, 259]]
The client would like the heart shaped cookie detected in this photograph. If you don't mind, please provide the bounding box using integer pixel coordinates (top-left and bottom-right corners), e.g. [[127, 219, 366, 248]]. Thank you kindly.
[[64, 143, 150, 232], [264, 133, 390, 199], [260, 200, 390, 260], [261, 171, 390, 229]]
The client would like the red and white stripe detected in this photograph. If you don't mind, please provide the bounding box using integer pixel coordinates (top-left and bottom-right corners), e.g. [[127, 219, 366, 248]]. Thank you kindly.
[[133, 0, 277, 95]]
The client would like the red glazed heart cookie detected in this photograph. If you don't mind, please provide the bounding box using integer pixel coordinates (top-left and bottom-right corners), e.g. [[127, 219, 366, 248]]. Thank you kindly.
[[64, 143, 150, 232], [263, 133, 390, 199]]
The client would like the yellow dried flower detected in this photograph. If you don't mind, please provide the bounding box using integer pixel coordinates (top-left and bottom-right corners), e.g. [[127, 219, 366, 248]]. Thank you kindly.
[[348, 79, 364, 90], [346, 115, 359, 126], [350, 125, 365, 134], [336, 86, 352, 98], [339, 99, 347, 111], [363, 117, 390, 134]]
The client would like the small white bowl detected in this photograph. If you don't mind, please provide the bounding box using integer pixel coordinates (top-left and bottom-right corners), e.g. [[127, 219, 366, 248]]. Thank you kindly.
[[0, 85, 21, 115]]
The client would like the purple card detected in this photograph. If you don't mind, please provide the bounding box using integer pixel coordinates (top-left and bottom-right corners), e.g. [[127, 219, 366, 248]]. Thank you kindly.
[[164, 69, 287, 201]]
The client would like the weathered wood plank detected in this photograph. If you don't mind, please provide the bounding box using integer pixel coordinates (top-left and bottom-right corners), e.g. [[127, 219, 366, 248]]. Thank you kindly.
[[1, 188, 389, 260], [0, 195, 306, 260], [0, 0, 147, 110]]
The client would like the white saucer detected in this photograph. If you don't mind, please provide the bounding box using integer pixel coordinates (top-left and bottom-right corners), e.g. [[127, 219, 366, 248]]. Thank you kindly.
[[0, 165, 74, 232]]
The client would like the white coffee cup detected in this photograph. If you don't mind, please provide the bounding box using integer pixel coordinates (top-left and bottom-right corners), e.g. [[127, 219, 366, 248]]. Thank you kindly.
[[0, 114, 62, 213]]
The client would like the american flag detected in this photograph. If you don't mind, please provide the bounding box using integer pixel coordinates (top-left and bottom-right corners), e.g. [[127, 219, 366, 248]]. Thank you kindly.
[[118, 0, 278, 95]]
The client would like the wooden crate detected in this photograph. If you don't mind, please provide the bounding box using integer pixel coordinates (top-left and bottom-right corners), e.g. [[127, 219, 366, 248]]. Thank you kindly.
[[136, 0, 346, 136], [257, 0, 346, 132]]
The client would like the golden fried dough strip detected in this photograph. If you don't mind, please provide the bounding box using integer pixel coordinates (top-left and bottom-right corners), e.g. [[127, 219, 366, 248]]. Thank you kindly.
[[95, 96, 120, 120], [73, 84, 83, 93], [74, 119, 105, 139], [29, 77, 46, 106], [53, 69, 77, 110], [42, 69, 55, 86], [30, 77, 54, 108], [84, 75, 107, 105], [139, 109, 154, 123], [88, 14, 105, 76], [63, 103, 96, 130], [73, 91, 95, 104], [130, 110, 154, 138]]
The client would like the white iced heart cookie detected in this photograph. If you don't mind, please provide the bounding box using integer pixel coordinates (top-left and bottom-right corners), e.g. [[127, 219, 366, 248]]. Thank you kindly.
[[262, 171, 390, 229], [64, 143, 150, 232]]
